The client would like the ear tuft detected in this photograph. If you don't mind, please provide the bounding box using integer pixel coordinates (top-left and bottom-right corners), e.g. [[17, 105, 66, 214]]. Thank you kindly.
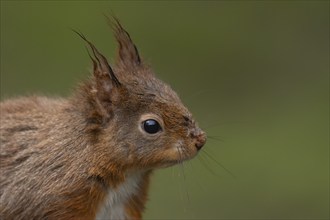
[[106, 16, 142, 68], [72, 29, 121, 87]]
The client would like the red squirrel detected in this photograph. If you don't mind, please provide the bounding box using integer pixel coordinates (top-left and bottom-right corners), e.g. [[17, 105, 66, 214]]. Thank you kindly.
[[0, 17, 206, 220]]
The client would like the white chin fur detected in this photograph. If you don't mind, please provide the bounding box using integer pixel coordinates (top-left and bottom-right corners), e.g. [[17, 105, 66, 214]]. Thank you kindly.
[[95, 172, 143, 220]]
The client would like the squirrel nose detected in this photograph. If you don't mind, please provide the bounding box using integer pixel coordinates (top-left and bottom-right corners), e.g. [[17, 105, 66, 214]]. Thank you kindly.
[[191, 129, 206, 151], [195, 133, 206, 150]]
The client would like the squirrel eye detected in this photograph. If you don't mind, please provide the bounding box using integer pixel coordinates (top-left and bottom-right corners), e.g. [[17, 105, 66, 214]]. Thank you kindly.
[[143, 119, 161, 134]]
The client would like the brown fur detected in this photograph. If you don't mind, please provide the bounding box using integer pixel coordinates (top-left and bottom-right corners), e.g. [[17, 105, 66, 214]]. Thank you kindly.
[[0, 17, 206, 220]]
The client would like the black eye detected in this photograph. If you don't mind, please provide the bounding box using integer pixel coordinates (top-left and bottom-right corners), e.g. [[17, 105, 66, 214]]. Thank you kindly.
[[143, 119, 161, 134]]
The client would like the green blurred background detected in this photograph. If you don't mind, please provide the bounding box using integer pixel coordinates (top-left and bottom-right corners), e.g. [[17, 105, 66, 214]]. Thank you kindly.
[[1, 1, 329, 219]]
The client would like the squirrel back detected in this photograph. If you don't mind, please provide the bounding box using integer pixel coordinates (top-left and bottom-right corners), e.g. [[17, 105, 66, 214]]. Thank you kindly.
[[0, 18, 206, 220]]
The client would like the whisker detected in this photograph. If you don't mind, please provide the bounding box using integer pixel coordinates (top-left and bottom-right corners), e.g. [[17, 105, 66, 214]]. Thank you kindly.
[[176, 146, 192, 215], [178, 148, 190, 199], [197, 155, 223, 178], [185, 160, 207, 194], [180, 164, 191, 204], [207, 136, 225, 142], [202, 150, 236, 179]]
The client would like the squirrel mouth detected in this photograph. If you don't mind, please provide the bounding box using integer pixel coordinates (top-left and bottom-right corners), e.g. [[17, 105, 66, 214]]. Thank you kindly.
[[174, 144, 198, 163], [152, 142, 198, 169]]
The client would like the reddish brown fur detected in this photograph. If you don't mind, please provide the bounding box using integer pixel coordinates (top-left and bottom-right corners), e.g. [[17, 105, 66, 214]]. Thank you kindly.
[[0, 18, 206, 219]]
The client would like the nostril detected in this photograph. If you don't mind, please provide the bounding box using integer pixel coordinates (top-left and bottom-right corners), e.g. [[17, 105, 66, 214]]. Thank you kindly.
[[195, 142, 204, 150], [190, 129, 206, 150], [195, 135, 206, 151]]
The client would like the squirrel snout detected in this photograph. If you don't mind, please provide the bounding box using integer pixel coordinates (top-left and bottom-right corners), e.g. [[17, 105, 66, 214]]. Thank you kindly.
[[191, 129, 206, 150]]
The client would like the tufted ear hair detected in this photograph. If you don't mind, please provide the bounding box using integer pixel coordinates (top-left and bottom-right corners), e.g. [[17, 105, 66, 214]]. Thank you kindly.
[[73, 30, 121, 86], [107, 16, 142, 68], [73, 30, 122, 109]]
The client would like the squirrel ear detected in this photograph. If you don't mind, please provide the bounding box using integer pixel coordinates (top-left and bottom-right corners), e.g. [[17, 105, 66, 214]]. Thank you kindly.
[[73, 30, 122, 111], [107, 16, 142, 68]]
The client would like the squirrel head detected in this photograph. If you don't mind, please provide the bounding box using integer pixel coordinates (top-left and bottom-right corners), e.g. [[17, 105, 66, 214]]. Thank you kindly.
[[74, 18, 206, 170]]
